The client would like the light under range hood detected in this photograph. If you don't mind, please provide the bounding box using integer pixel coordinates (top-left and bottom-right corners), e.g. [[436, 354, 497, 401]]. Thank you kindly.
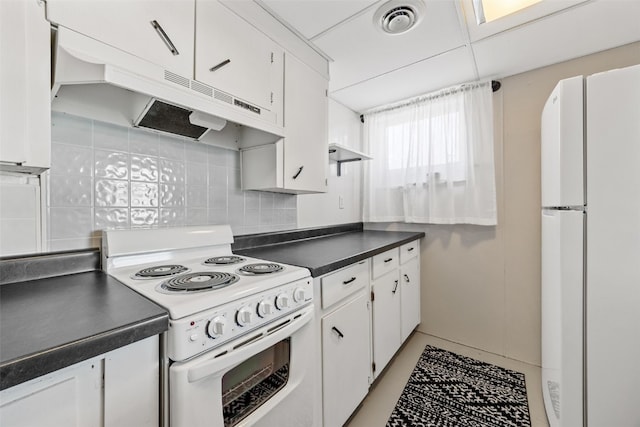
[[51, 27, 283, 150]]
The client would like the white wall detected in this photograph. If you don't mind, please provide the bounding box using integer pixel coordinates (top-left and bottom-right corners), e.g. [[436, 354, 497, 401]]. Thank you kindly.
[[367, 42, 640, 366], [297, 99, 363, 228]]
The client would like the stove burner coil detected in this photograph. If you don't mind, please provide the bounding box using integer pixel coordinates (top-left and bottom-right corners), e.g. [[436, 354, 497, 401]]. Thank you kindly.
[[238, 263, 284, 275], [160, 272, 239, 293], [204, 255, 245, 265], [133, 265, 189, 279]]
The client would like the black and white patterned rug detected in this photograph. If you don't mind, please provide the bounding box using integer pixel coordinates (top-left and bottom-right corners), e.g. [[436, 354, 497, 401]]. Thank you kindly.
[[386, 345, 531, 427]]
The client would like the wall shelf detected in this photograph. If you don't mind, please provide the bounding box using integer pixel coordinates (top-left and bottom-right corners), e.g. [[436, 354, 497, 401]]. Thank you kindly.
[[328, 143, 372, 176]]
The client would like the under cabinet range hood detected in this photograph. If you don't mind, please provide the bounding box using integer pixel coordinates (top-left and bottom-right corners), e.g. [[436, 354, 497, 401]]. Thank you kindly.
[[51, 27, 283, 149]]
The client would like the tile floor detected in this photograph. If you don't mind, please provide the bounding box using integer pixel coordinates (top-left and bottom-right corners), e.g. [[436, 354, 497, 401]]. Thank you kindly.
[[346, 332, 550, 427]]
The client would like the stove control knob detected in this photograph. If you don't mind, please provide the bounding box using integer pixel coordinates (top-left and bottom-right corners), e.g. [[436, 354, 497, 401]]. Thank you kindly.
[[275, 293, 290, 310], [257, 300, 274, 318], [207, 316, 227, 338], [293, 288, 306, 303], [236, 306, 253, 327]]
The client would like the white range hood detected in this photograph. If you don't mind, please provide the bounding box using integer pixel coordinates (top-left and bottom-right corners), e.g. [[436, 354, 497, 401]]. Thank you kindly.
[[51, 27, 283, 150]]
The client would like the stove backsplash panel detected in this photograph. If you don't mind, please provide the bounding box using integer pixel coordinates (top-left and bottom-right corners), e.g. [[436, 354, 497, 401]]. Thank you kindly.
[[47, 112, 297, 252]]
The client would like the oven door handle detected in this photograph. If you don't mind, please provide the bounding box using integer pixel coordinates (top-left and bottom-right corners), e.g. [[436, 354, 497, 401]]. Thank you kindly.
[[184, 306, 313, 383]]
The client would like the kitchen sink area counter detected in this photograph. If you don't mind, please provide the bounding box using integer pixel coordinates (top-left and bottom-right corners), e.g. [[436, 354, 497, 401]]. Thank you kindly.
[[0, 249, 168, 391], [233, 223, 425, 277]]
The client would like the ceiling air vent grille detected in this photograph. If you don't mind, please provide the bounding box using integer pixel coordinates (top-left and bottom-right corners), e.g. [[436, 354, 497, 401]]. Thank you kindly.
[[164, 70, 190, 88], [373, 0, 425, 35]]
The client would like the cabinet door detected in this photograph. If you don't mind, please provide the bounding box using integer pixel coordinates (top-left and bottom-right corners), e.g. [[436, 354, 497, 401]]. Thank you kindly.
[[0, 0, 50, 173], [322, 294, 370, 427], [283, 54, 328, 193], [195, 0, 283, 111], [0, 357, 102, 427], [46, 0, 195, 77], [400, 256, 420, 342], [371, 270, 401, 378]]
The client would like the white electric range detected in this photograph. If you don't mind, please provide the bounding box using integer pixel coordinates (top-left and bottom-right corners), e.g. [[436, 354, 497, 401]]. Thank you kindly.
[[102, 225, 316, 427]]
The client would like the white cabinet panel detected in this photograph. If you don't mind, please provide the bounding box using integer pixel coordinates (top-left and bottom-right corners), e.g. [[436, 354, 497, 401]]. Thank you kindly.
[[321, 294, 370, 427], [400, 256, 420, 342], [371, 269, 401, 378], [321, 260, 368, 309], [372, 248, 399, 280], [46, 0, 195, 77], [0, 356, 102, 427], [195, 0, 283, 113], [104, 337, 160, 427], [0, 336, 159, 427], [282, 54, 328, 193], [0, 0, 50, 174], [241, 53, 328, 194]]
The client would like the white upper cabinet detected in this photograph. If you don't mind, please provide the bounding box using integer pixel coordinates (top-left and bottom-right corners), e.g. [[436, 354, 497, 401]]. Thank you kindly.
[[282, 54, 328, 192], [0, 0, 50, 174], [195, 0, 284, 117], [46, 0, 195, 77], [241, 53, 328, 194]]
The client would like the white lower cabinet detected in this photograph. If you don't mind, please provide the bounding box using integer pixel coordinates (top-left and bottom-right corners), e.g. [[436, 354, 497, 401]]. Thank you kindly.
[[371, 269, 402, 379], [400, 251, 421, 342], [0, 336, 159, 427], [317, 239, 421, 425], [321, 293, 370, 427]]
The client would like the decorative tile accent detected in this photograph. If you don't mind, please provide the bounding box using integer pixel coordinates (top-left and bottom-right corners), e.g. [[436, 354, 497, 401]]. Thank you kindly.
[[131, 182, 159, 207], [47, 114, 298, 251], [161, 208, 186, 227], [130, 155, 159, 182], [95, 179, 128, 207], [95, 150, 129, 180], [160, 159, 185, 184], [160, 184, 185, 207], [95, 208, 130, 230], [131, 208, 159, 227]]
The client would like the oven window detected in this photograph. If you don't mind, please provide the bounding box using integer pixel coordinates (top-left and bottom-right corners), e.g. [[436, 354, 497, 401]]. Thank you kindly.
[[222, 338, 290, 426]]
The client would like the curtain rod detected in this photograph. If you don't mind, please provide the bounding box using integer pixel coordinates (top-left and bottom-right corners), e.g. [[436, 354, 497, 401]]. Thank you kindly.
[[360, 80, 501, 123]]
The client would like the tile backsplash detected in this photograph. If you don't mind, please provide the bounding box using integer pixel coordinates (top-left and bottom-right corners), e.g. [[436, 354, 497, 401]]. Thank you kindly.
[[47, 112, 297, 251]]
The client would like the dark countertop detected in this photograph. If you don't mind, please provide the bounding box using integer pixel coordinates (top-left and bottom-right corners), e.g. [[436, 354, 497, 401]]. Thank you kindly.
[[236, 229, 425, 277], [0, 267, 168, 391]]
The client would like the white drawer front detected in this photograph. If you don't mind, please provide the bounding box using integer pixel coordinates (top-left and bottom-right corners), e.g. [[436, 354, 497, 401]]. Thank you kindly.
[[321, 260, 369, 309], [400, 240, 419, 264], [372, 248, 399, 280]]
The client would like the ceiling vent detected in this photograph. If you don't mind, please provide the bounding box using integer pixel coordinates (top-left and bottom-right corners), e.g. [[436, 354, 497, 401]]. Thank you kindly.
[[374, 0, 426, 35]]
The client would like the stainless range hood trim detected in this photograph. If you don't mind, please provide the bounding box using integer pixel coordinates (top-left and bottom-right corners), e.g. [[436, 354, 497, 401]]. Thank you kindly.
[[52, 27, 284, 149]]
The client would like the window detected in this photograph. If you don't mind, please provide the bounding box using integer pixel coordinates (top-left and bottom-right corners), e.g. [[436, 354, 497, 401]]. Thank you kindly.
[[363, 81, 497, 225]]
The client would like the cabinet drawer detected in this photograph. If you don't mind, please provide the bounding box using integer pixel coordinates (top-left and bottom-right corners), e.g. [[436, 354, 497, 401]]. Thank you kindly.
[[321, 260, 369, 309], [372, 248, 399, 280], [400, 240, 419, 264]]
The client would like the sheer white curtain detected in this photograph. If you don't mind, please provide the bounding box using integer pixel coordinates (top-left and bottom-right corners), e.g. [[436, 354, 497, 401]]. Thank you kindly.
[[363, 81, 497, 225]]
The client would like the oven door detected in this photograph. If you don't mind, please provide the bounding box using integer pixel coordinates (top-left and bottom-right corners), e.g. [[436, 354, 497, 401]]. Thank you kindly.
[[170, 306, 316, 427]]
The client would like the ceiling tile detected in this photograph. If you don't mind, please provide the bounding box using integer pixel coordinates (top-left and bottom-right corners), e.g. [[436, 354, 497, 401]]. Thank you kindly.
[[472, 0, 640, 79], [314, 0, 466, 91], [260, 0, 379, 39], [330, 46, 477, 112]]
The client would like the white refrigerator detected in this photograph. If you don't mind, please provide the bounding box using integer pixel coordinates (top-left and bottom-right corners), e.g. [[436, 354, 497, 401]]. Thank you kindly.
[[541, 63, 640, 427]]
